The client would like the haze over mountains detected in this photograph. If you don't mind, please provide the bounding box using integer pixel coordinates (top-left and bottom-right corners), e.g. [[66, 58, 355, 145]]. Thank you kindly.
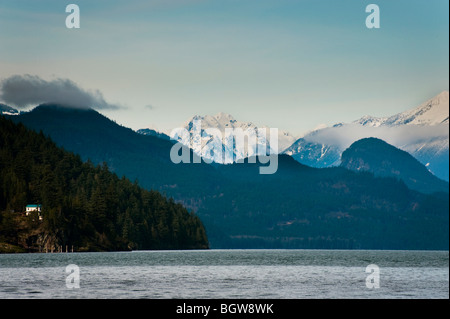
[[284, 91, 449, 181], [4, 100, 449, 250]]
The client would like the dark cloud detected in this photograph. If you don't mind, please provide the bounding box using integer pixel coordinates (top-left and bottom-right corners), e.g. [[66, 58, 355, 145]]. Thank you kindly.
[[0, 74, 123, 110]]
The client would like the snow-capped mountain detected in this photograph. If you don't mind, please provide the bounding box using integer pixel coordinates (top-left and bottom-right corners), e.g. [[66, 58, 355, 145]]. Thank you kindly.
[[169, 112, 297, 164], [284, 91, 449, 181], [354, 91, 449, 127], [283, 137, 341, 168]]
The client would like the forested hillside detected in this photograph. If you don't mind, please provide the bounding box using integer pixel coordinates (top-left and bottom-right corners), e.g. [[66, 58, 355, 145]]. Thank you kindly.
[[0, 116, 208, 253], [9, 104, 219, 199], [341, 138, 449, 194], [205, 155, 449, 249], [8, 105, 449, 250]]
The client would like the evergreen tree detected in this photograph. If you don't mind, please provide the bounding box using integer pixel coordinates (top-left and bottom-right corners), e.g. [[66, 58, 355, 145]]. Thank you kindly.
[[0, 116, 209, 252]]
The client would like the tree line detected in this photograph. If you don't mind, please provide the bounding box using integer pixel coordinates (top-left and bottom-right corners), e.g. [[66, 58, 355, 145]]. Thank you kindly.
[[0, 116, 209, 252]]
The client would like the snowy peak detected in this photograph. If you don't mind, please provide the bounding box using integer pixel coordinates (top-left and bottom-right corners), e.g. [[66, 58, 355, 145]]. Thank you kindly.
[[353, 115, 387, 127], [215, 112, 236, 123], [185, 112, 240, 131], [171, 112, 297, 163], [285, 90, 449, 181], [355, 91, 449, 127], [385, 90, 449, 126]]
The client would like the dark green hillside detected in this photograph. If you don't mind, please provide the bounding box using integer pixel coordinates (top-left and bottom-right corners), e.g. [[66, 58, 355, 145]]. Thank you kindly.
[[341, 137, 449, 194], [10, 104, 218, 199], [0, 116, 208, 253], [204, 155, 449, 249]]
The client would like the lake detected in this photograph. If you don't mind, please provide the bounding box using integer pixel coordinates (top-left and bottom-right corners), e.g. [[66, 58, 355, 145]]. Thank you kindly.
[[0, 249, 448, 299]]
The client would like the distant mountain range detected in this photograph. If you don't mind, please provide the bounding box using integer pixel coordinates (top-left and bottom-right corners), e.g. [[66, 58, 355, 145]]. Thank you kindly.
[[163, 112, 297, 164], [284, 91, 449, 181], [4, 103, 449, 249], [143, 91, 449, 181]]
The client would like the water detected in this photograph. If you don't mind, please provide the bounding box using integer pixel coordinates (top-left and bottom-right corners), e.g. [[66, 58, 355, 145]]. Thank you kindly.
[[0, 250, 448, 299]]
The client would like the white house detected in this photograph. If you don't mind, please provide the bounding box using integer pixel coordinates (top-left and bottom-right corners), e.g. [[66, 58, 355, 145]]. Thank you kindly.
[[26, 204, 43, 220]]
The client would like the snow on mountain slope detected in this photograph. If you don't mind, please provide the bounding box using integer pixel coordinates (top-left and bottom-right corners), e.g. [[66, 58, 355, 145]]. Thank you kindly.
[[170, 112, 297, 164], [285, 91, 450, 181], [283, 138, 341, 168], [387, 90, 448, 126], [354, 91, 449, 127]]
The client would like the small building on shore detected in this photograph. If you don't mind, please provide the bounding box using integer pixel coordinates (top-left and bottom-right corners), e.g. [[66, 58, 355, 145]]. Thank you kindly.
[[25, 204, 43, 220]]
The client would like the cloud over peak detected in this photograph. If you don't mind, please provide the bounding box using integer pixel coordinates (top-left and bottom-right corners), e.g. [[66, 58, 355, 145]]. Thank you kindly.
[[0, 74, 123, 110]]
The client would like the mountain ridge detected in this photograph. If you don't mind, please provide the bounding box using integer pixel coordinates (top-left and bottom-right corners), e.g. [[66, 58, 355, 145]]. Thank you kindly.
[[0, 115, 209, 252], [284, 91, 449, 181], [7, 103, 219, 198], [354, 91, 449, 127], [168, 112, 297, 163], [6, 103, 449, 249], [341, 137, 449, 194]]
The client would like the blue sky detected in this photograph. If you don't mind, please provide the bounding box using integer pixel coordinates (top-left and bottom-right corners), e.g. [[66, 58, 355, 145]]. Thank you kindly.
[[0, 0, 448, 135]]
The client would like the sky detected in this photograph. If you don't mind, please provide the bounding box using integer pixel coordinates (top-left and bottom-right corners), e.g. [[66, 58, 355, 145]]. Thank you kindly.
[[0, 0, 448, 136]]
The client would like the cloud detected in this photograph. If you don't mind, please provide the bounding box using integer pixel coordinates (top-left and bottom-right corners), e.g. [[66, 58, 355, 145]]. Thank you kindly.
[[305, 123, 449, 150], [0, 74, 123, 110]]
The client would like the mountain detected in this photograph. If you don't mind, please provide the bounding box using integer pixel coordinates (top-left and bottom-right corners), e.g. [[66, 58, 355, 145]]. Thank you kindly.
[[169, 112, 297, 164], [8, 103, 218, 199], [283, 137, 341, 168], [341, 138, 449, 194], [205, 154, 449, 250], [354, 91, 449, 126], [136, 128, 171, 141], [284, 91, 449, 181], [8, 104, 449, 250], [0, 103, 20, 116], [0, 115, 209, 253]]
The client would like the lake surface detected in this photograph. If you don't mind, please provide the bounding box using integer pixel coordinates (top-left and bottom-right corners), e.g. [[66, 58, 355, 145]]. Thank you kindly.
[[0, 250, 448, 299]]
